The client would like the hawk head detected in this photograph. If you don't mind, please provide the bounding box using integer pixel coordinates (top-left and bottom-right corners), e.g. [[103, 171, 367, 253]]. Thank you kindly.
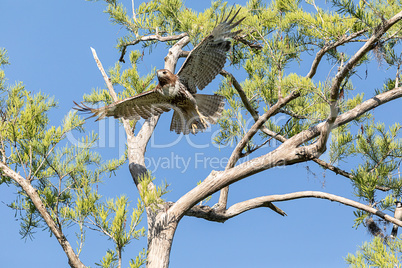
[[157, 69, 177, 87]]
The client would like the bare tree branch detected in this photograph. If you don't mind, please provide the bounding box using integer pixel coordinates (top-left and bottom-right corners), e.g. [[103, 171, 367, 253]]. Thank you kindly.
[[163, 36, 190, 72], [119, 33, 189, 62], [168, 201, 286, 222], [178, 191, 401, 227], [218, 75, 400, 214], [279, 108, 309, 119], [330, 11, 402, 115], [233, 33, 263, 50], [90, 47, 133, 137], [298, 11, 402, 161], [220, 70, 258, 120], [313, 158, 353, 178], [218, 70, 297, 209], [227, 90, 301, 173], [221, 68, 396, 190], [306, 29, 367, 79], [218, 90, 300, 209], [313, 158, 391, 191], [334, 88, 402, 127], [169, 85, 402, 219], [90, 47, 162, 199], [131, 0, 136, 21], [90, 48, 117, 101], [220, 69, 288, 142], [227, 191, 402, 226], [293, 88, 402, 159], [0, 162, 86, 268]]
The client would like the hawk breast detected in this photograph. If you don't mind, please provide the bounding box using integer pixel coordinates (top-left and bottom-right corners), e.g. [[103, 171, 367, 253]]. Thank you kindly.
[[160, 81, 181, 97]]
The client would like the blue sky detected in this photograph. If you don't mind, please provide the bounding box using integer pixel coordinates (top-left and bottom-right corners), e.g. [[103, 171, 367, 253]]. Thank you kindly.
[[0, 0, 401, 267]]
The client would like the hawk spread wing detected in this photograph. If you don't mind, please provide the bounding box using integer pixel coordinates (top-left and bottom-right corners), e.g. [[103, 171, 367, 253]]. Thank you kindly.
[[74, 89, 171, 121], [177, 8, 244, 94], [75, 8, 243, 134]]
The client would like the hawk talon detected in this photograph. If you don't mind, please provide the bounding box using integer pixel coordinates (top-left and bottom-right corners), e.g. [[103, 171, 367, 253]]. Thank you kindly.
[[191, 123, 198, 133], [196, 107, 208, 128]]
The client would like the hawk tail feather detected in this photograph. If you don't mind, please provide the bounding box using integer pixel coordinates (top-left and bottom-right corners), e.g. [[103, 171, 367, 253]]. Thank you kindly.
[[170, 94, 225, 135], [195, 94, 225, 124]]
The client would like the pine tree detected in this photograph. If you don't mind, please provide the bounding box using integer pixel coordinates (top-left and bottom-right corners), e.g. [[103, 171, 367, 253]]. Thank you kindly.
[[1, 1, 402, 267]]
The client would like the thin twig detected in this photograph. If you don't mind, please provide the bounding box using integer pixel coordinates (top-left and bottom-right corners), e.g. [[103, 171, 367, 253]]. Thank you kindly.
[[30, 142, 58, 181], [279, 108, 309, 120], [362, 0, 385, 22]]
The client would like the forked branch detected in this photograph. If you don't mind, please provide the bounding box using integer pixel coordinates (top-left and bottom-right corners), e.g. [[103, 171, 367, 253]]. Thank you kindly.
[[227, 91, 300, 171], [218, 90, 300, 209], [170, 86, 402, 219], [306, 29, 367, 79], [220, 70, 287, 141], [218, 22, 402, 212], [221, 68, 395, 191], [298, 12, 402, 161], [180, 191, 402, 227]]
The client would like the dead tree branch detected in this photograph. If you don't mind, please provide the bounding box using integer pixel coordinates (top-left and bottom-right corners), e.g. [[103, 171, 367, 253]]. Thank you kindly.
[[233, 33, 263, 50], [169, 86, 402, 219], [119, 33, 189, 62], [178, 191, 401, 226], [313, 158, 391, 191], [313, 158, 353, 178], [90, 47, 133, 137], [220, 70, 258, 121], [221, 68, 396, 191], [306, 29, 367, 79], [218, 90, 300, 209], [298, 11, 402, 161], [219, 70, 288, 142], [227, 91, 301, 172], [218, 70, 293, 209]]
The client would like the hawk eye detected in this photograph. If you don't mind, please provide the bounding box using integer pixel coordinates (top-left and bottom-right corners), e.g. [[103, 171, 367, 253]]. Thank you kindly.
[[163, 71, 167, 75]]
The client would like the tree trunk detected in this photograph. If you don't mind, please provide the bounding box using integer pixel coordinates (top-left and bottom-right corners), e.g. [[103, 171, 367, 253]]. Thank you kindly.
[[124, 36, 189, 268], [146, 211, 179, 268]]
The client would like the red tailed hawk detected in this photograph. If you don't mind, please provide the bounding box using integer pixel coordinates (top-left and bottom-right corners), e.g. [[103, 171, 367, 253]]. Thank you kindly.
[[75, 9, 244, 135]]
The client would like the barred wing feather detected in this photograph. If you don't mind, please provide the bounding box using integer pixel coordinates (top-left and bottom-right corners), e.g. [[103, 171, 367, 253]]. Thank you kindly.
[[176, 8, 244, 94], [74, 90, 171, 121]]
